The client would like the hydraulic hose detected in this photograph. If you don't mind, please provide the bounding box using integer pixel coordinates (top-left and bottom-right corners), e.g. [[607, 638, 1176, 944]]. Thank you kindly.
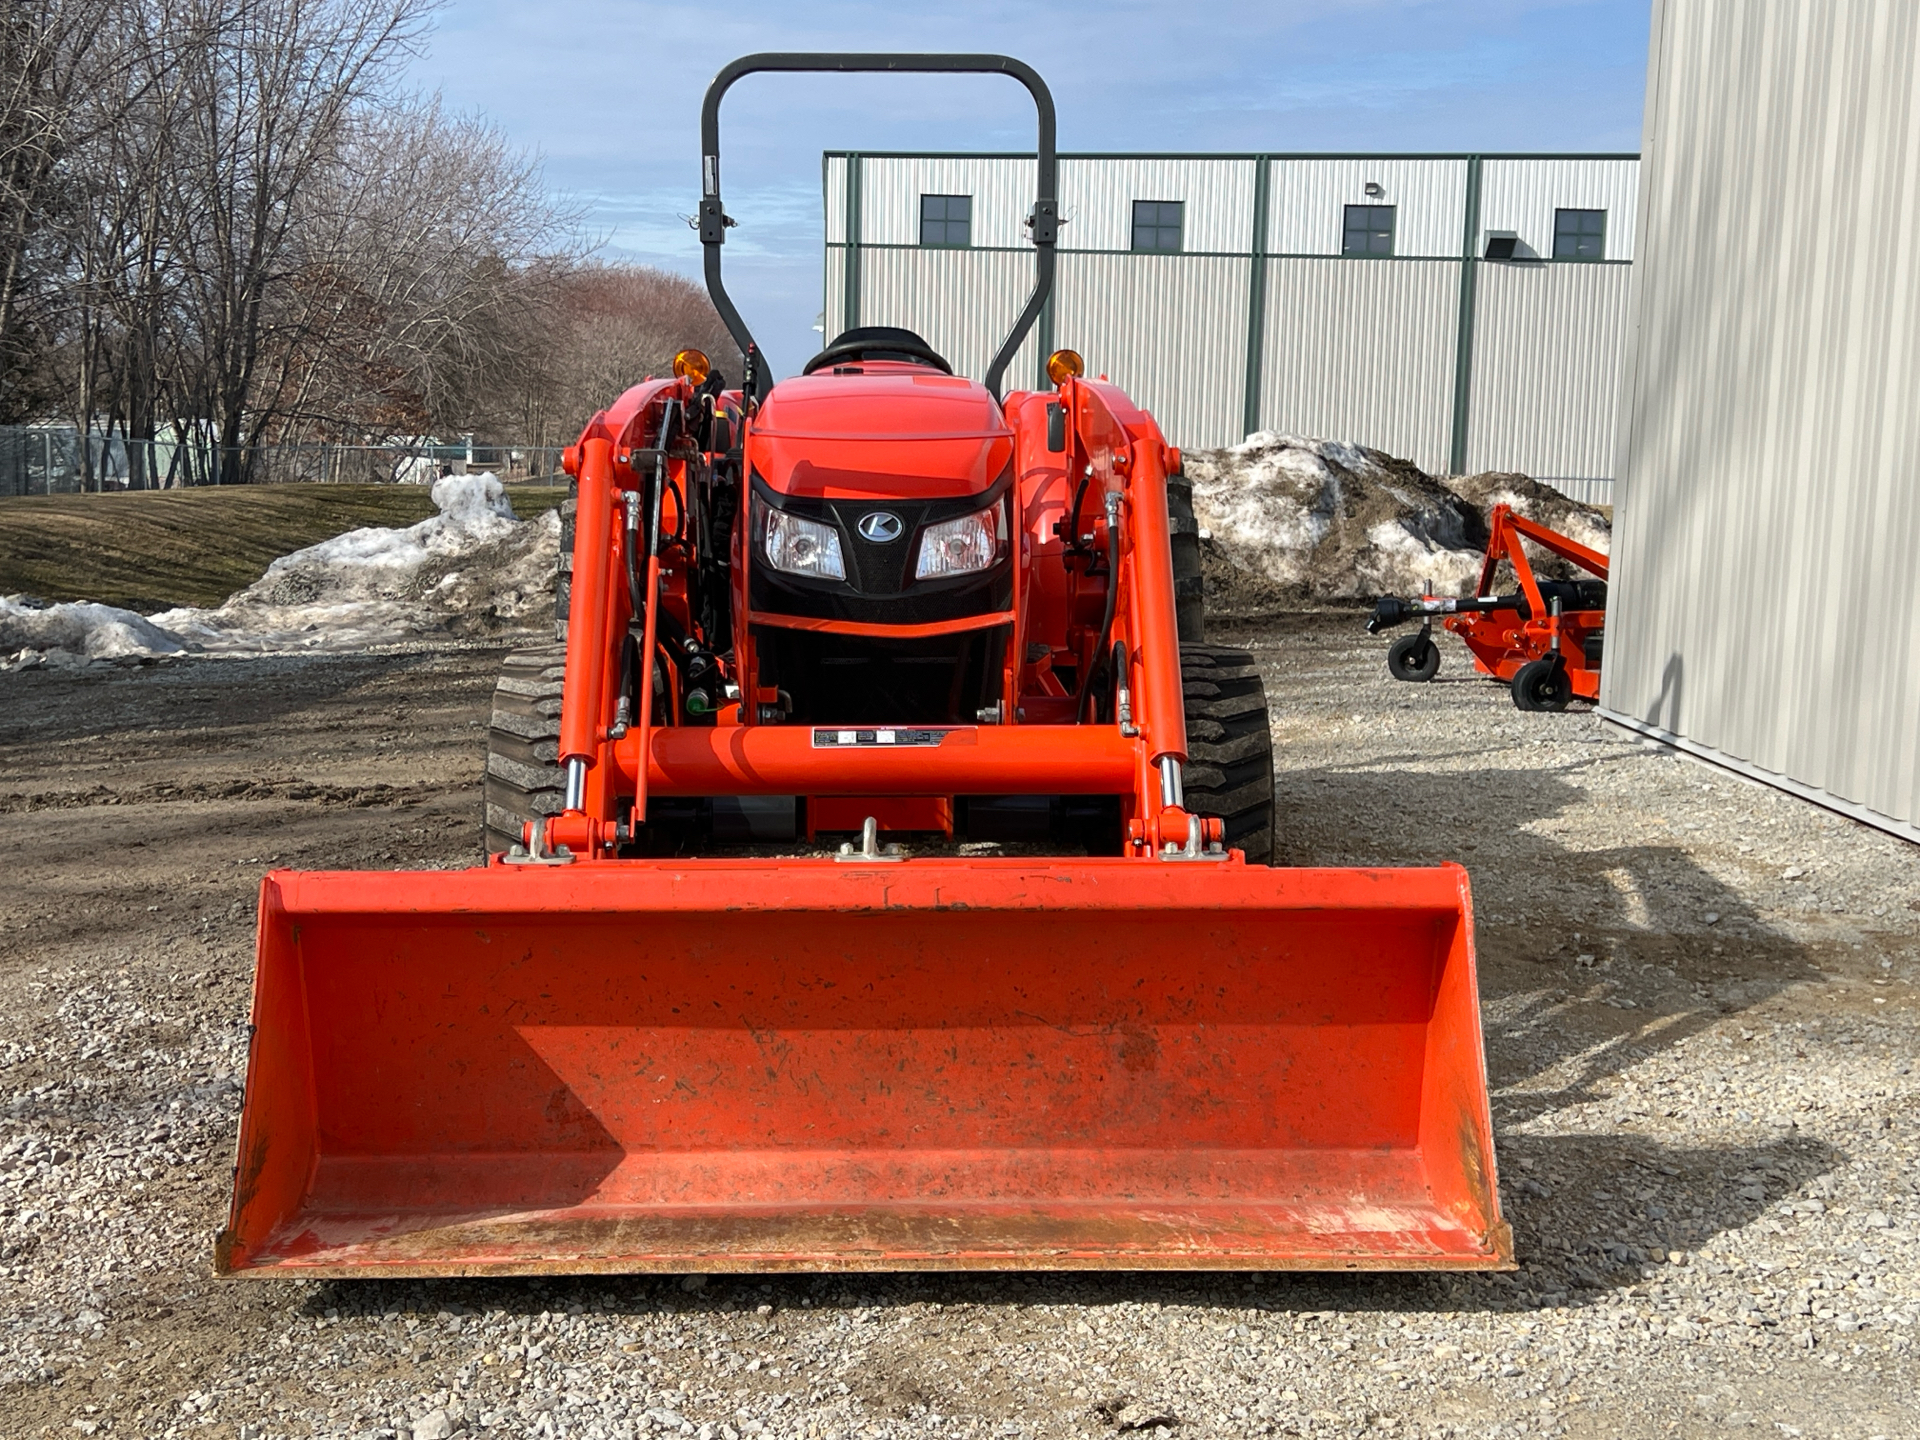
[[1064, 467, 1092, 554], [1079, 491, 1123, 722]]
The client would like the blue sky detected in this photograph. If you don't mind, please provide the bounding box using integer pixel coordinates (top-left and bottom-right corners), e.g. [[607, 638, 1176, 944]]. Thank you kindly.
[[409, 1, 1651, 379]]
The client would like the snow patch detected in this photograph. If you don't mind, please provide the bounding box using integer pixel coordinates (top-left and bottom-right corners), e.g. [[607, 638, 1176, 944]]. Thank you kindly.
[[0, 598, 188, 664], [1, 474, 558, 669]]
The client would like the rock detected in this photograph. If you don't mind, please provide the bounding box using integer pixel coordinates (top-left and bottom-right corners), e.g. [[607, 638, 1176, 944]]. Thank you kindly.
[[1112, 1402, 1178, 1432], [410, 1410, 456, 1440]]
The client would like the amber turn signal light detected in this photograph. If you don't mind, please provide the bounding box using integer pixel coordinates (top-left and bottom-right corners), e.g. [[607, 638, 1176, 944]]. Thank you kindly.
[[1045, 349, 1084, 386], [673, 348, 712, 384]]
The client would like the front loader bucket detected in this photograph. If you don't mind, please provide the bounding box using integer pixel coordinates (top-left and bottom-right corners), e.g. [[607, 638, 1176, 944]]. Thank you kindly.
[[218, 861, 1510, 1276]]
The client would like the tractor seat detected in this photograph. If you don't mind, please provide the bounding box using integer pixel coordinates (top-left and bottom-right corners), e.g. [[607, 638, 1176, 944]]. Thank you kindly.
[[802, 326, 953, 376]]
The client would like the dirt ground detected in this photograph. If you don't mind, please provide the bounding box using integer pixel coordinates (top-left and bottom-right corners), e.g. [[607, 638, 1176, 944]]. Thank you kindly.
[[1, 616, 1916, 1440]]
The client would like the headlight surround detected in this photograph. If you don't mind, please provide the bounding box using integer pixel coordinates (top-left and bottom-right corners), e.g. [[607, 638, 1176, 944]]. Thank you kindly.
[[761, 506, 846, 581], [915, 505, 1004, 580]]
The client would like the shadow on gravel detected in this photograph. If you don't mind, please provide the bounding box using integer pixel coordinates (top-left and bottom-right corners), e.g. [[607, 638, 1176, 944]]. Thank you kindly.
[[1275, 758, 1823, 1105]]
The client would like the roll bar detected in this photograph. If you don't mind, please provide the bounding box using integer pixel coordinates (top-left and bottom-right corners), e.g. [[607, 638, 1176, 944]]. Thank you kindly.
[[699, 53, 1059, 400]]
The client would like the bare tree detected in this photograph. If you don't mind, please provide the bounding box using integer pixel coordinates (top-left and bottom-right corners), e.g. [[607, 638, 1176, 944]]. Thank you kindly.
[[520, 262, 744, 448], [0, 0, 116, 419], [160, 0, 434, 481], [3, 0, 743, 485], [260, 94, 581, 444]]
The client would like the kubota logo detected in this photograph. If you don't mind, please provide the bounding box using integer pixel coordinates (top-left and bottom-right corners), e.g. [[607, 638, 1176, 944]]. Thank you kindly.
[[857, 512, 904, 543]]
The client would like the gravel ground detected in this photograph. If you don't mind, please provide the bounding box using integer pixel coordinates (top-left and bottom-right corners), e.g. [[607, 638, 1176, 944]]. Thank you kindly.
[[1, 616, 1916, 1440]]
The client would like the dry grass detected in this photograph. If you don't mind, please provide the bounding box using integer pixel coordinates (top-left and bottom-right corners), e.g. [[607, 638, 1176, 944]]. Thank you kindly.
[[0, 483, 565, 611]]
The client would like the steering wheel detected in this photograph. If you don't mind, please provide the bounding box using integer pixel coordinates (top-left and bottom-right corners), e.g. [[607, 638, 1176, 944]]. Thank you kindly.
[[802, 326, 953, 376]]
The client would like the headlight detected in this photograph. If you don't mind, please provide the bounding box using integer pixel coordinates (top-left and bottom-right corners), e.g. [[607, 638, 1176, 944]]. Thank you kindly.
[[762, 507, 845, 580], [915, 506, 1004, 580]]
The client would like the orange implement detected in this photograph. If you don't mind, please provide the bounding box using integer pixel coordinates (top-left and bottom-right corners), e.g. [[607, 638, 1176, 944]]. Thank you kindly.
[[217, 859, 1508, 1277]]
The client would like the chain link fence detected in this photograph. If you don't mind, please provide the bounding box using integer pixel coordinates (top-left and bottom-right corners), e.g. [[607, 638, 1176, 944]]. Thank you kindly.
[[0, 425, 569, 495]]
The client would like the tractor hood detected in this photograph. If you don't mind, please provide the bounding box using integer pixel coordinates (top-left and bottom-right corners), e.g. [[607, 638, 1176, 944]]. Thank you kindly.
[[747, 370, 1014, 501]]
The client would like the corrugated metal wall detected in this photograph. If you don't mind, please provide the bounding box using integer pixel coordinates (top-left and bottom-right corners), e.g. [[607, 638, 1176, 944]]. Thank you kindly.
[[1266, 158, 1468, 257], [824, 155, 848, 245], [1054, 253, 1252, 447], [858, 155, 1037, 248], [1259, 259, 1459, 472], [822, 152, 1640, 488], [1479, 159, 1640, 261], [1467, 261, 1634, 481], [853, 246, 1044, 392], [1058, 158, 1257, 253], [1601, 0, 1920, 839]]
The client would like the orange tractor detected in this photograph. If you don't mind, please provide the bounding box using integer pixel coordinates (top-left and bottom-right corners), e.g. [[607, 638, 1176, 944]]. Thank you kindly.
[[1368, 504, 1609, 711], [218, 53, 1510, 1277]]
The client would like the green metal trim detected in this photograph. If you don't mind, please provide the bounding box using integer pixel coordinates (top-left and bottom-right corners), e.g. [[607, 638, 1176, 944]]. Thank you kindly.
[[842, 154, 862, 331], [821, 149, 1642, 162], [1448, 156, 1483, 476], [1242, 155, 1272, 441], [827, 241, 1486, 262]]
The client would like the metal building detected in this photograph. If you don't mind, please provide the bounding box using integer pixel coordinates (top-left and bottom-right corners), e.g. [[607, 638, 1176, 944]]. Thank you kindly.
[[1601, 0, 1920, 842], [823, 150, 1638, 501]]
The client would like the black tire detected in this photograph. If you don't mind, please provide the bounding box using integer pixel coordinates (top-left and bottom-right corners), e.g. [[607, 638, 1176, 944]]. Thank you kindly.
[[485, 643, 567, 854], [1167, 469, 1205, 644], [1387, 632, 1441, 682], [1181, 644, 1274, 864], [555, 485, 576, 642], [1510, 656, 1572, 712]]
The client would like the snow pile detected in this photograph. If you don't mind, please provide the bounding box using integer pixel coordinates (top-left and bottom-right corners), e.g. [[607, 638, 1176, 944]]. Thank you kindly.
[[1, 474, 559, 669], [1182, 431, 1610, 610], [0, 598, 189, 665]]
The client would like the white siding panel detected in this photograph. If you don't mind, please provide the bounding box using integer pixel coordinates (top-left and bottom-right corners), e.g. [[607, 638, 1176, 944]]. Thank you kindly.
[[824, 155, 848, 245], [823, 246, 847, 342], [858, 156, 1035, 248], [1258, 258, 1459, 473], [1266, 159, 1467, 259], [1466, 261, 1633, 481], [1604, 0, 1920, 834], [854, 247, 1043, 391], [1057, 158, 1256, 253], [1053, 254, 1251, 448], [1480, 159, 1640, 262]]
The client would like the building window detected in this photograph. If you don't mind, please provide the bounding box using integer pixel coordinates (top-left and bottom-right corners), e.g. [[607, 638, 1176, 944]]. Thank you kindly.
[[1131, 200, 1184, 253], [1342, 204, 1396, 256], [1553, 208, 1606, 260], [919, 194, 971, 248]]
